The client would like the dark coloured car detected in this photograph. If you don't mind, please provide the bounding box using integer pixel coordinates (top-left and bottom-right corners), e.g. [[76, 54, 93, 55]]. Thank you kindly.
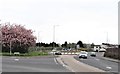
[[55, 51, 62, 55], [90, 52, 96, 57]]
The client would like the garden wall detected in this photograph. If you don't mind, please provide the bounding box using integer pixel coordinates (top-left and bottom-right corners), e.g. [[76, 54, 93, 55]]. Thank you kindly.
[[104, 48, 120, 60]]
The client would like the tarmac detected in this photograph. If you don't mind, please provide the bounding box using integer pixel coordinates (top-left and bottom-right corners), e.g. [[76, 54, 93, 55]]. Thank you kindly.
[[56, 55, 105, 72]]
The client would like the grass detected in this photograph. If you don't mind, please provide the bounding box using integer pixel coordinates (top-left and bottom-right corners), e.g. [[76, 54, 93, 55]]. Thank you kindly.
[[28, 51, 48, 56], [1, 51, 49, 57]]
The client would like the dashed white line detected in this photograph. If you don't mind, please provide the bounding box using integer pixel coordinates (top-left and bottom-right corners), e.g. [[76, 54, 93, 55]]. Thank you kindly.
[[62, 64, 74, 72], [106, 66, 112, 69], [54, 58, 58, 64], [95, 58, 100, 61], [14, 58, 19, 61], [59, 58, 75, 72]]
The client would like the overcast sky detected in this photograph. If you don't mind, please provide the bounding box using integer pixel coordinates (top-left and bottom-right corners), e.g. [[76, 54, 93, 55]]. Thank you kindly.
[[0, 0, 119, 44]]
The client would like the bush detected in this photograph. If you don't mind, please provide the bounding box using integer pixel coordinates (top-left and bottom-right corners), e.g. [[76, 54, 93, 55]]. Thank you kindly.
[[2, 51, 48, 56], [28, 47, 63, 52]]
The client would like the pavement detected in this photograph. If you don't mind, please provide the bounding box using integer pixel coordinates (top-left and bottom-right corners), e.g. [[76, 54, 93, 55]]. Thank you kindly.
[[56, 55, 105, 72]]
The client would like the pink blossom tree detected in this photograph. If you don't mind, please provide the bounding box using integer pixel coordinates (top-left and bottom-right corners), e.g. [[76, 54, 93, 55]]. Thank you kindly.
[[1, 23, 36, 53]]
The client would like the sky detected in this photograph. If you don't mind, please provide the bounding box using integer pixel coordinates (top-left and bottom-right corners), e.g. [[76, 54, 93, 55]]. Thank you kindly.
[[0, 0, 119, 45]]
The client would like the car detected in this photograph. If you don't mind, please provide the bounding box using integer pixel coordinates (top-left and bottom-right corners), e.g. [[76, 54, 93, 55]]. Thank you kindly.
[[50, 48, 57, 54], [99, 48, 106, 52], [55, 51, 62, 55], [90, 52, 96, 57], [79, 51, 88, 59]]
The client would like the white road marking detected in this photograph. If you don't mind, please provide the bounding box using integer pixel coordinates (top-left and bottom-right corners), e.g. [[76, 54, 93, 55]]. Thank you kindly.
[[62, 64, 66, 66], [59, 58, 75, 72], [95, 58, 100, 61], [54, 58, 58, 64], [14, 58, 19, 61], [62, 64, 74, 72], [106, 66, 112, 69]]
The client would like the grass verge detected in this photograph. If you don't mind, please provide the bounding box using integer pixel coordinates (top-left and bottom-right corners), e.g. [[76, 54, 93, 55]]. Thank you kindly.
[[0, 51, 49, 57]]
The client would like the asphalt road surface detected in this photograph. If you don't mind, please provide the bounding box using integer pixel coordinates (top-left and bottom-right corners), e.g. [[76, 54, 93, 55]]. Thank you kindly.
[[74, 52, 118, 73], [2, 56, 70, 72]]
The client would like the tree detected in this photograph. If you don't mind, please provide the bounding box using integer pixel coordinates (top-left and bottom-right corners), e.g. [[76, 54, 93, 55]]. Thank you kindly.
[[36, 42, 41, 47], [77, 40, 84, 48], [61, 41, 68, 48], [51, 42, 59, 47], [91, 43, 95, 48], [67, 43, 76, 48], [64, 41, 67, 48], [36, 42, 59, 47], [1, 23, 36, 53]]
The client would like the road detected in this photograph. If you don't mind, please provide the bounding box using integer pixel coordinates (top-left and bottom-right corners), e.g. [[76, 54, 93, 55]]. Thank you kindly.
[[56, 55, 104, 72], [2, 56, 70, 72], [74, 52, 118, 73], [1, 52, 119, 73]]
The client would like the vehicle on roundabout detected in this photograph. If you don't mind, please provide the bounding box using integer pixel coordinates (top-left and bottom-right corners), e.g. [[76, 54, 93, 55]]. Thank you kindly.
[[90, 52, 96, 57], [79, 51, 88, 59], [55, 51, 62, 55]]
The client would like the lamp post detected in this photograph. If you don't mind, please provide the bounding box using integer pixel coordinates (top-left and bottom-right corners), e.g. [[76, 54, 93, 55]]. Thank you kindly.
[[10, 38, 21, 55], [106, 32, 109, 44], [53, 25, 59, 48], [38, 31, 42, 43], [9, 25, 12, 55], [10, 38, 14, 55], [10, 40, 12, 55]]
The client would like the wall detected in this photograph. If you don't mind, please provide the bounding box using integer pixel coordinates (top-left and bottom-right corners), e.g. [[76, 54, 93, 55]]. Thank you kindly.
[[104, 48, 120, 60]]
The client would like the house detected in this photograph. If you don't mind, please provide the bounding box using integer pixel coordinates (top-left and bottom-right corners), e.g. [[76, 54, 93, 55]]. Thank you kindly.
[[93, 45, 100, 52]]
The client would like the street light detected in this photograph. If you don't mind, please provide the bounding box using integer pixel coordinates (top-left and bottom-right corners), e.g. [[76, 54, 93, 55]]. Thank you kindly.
[[10, 40, 12, 55], [106, 32, 109, 43], [10, 38, 14, 55], [38, 31, 42, 43], [10, 38, 21, 55], [53, 25, 59, 48]]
